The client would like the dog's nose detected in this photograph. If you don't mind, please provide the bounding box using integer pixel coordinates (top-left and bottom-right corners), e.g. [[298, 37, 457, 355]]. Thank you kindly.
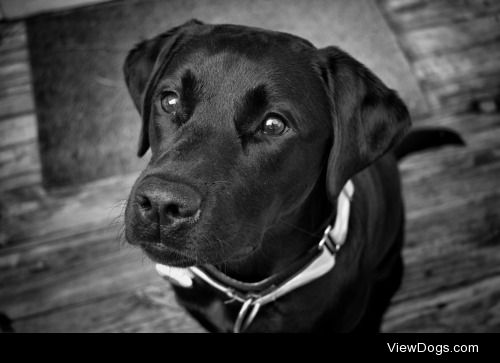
[[135, 178, 202, 226]]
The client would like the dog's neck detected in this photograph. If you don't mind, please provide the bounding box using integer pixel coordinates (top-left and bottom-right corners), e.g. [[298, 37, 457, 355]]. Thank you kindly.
[[218, 177, 333, 283]]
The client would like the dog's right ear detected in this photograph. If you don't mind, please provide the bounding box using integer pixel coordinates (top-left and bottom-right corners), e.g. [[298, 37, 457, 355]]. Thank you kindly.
[[123, 19, 204, 157], [318, 46, 411, 200]]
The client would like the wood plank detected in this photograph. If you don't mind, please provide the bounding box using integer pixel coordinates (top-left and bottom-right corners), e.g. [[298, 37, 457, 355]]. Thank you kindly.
[[397, 192, 500, 302], [0, 19, 81, 198], [403, 120, 500, 178], [0, 140, 40, 178], [0, 22, 26, 52], [427, 74, 500, 112], [0, 226, 118, 284], [403, 158, 500, 217], [0, 81, 31, 99], [383, 274, 500, 332], [0, 0, 112, 20], [0, 22, 34, 120], [0, 232, 149, 318], [12, 283, 204, 333], [391, 115, 500, 307], [0, 111, 39, 195], [0, 140, 41, 192], [0, 173, 141, 321], [0, 218, 201, 333], [0, 171, 42, 195], [379, 0, 500, 32], [0, 200, 201, 330], [0, 63, 31, 98], [399, 14, 500, 58], [1, 172, 136, 247], [405, 190, 500, 257], [0, 46, 29, 68], [400, 124, 500, 182], [412, 42, 500, 87], [0, 114, 38, 148], [378, 0, 500, 113], [0, 60, 30, 79], [397, 146, 500, 300], [0, 90, 34, 119]]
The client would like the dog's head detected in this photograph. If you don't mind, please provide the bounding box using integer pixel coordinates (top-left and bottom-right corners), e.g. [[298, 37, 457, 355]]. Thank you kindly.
[[123, 20, 410, 267]]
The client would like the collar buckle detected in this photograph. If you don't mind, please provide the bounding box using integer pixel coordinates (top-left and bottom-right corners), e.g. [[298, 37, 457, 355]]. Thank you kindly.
[[233, 298, 261, 333], [318, 225, 337, 254]]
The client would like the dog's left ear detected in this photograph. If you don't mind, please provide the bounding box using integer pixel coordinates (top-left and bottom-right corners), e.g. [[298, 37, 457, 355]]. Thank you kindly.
[[318, 46, 411, 200]]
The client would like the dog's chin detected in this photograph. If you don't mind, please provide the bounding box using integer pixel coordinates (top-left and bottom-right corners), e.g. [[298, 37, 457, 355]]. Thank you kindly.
[[140, 243, 198, 267]]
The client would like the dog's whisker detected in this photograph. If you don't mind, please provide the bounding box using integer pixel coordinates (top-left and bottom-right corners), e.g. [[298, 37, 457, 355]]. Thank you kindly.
[[274, 219, 323, 238]]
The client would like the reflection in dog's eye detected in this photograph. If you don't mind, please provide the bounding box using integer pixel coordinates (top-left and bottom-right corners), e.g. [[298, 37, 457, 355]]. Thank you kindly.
[[261, 116, 288, 136], [161, 91, 180, 114]]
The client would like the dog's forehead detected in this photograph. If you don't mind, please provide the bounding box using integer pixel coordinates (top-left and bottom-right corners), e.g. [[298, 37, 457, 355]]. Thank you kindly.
[[169, 24, 318, 76], [159, 25, 323, 98], [202, 24, 317, 55]]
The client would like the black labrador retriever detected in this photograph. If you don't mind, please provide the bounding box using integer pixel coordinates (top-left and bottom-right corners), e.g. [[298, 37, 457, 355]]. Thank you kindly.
[[123, 20, 463, 332]]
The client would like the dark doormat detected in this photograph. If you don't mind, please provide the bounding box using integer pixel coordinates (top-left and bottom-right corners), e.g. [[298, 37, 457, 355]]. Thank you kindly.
[[27, 0, 427, 188]]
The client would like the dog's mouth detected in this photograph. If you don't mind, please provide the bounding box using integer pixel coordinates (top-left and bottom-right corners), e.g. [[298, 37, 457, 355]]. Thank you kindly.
[[139, 240, 258, 268], [140, 243, 199, 267]]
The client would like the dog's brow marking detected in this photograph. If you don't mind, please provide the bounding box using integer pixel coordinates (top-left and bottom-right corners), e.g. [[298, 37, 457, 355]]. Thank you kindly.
[[234, 84, 269, 134], [180, 70, 199, 121]]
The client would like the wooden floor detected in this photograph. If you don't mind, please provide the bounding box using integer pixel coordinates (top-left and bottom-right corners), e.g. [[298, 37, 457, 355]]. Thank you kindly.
[[1, 0, 499, 332]]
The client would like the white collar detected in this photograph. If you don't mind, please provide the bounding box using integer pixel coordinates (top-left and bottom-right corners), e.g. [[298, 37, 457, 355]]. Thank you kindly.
[[156, 180, 354, 332]]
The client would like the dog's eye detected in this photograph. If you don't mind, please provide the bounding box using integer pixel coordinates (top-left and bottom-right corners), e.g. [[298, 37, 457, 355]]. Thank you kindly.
[[160, 91, 180, 114], [260, 115, 288, 136]]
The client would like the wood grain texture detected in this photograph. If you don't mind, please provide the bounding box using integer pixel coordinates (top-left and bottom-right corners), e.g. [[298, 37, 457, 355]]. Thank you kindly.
[[12, 283, 205, 333], [383, 274, 500, 332], [378, 0, 500, 112], [378, 0, 500, 331], [1, 172, 136, 249], [0, 171, 203, 331], [0, 22, 32, 118], [0, 0, 112, 19], [381, 0, 500, 32], [0, 21, 41, 195], [0, 114, 37, 148], [0, 141, 41, 192], [399, 14, 500, 58]]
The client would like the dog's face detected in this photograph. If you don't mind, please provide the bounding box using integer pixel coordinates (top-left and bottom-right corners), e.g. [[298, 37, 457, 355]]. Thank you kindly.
[[124, 20, 410, 267]]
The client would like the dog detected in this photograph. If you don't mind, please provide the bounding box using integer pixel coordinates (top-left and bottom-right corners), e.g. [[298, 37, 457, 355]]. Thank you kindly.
[[123, 20, 463, 332]]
